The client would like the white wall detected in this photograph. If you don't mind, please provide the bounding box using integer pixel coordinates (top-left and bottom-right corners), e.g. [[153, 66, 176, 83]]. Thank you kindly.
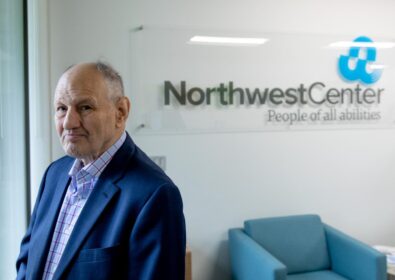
[[39, 1, 395, 279]]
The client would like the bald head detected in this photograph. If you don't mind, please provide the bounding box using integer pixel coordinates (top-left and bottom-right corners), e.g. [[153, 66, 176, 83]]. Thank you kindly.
[[62, 62, 124, 101]]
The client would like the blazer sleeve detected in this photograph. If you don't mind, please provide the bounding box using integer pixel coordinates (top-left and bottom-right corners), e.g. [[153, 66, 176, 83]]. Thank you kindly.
[[128, 183, 186, 280], [16, 165, 50, 280]]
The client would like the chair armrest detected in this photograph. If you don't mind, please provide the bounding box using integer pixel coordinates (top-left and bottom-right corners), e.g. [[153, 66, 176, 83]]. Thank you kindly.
[[324, 224, 386, 280], [228, 228, 286, 280]]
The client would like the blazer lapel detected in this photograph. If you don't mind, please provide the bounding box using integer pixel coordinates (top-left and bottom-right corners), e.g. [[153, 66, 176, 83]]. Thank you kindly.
[[52, 179, 120, 279], [52, 134, 135, 279], [29, 170, 71, 278]]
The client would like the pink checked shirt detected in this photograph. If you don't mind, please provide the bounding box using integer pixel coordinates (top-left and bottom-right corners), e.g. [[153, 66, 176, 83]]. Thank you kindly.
[[42, 132, 126, 280]]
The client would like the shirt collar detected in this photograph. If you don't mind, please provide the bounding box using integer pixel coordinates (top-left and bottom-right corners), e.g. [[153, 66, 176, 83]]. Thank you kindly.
[[68, 131, 127, 180]]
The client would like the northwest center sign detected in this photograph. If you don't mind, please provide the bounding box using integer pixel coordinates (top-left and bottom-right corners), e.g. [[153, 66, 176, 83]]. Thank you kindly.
[[129, 27, 395, 133]]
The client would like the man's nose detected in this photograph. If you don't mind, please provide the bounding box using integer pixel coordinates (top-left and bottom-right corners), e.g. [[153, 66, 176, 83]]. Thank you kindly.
[[63, 108, 81, 129]]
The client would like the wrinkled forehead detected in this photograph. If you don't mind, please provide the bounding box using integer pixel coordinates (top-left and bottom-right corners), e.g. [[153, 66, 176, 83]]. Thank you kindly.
[[54, 65, 108, 101]]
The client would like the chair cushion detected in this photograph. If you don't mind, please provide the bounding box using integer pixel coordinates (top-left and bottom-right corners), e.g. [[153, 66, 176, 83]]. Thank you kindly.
[[244, 214, 330, 274], [287, 270, 348, 280]]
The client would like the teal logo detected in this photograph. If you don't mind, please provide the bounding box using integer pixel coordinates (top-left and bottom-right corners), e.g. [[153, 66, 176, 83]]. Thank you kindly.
[[338, 36, 382, 84]]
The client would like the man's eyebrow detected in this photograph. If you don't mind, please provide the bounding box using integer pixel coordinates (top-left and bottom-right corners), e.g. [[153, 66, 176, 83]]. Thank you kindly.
[[55, 96, 98, 105], [75, 97, 97, 104]]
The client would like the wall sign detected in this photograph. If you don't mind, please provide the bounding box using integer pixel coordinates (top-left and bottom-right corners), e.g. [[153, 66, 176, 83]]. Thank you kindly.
[[129, 26, 395, 133]]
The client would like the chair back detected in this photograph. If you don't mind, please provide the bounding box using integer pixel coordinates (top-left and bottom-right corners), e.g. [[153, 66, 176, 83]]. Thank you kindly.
[[244, 214, 330, 274]]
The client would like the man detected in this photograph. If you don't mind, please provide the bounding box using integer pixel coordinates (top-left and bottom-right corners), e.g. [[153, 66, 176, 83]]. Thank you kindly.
[[16, 62, 186, 280]]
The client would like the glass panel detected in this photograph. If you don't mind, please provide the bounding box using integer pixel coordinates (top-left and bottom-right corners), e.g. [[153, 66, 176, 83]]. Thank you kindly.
[[129, 26, 395, 134], [0, 0, 27, 278]]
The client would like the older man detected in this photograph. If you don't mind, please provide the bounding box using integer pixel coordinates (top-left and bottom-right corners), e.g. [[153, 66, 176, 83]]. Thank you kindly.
[[16, 62, 186, 280]]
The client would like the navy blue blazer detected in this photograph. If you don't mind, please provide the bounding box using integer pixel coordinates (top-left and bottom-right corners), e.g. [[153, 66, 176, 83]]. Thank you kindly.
[[16, 134, 186, 280]]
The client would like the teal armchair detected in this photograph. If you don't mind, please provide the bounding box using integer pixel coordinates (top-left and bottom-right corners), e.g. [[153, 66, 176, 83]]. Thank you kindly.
[[229, 214, 386, 280]]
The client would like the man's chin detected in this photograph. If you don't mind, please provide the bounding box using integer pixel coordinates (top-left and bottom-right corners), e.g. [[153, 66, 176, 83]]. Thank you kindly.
[[63, 144, 87, 159]]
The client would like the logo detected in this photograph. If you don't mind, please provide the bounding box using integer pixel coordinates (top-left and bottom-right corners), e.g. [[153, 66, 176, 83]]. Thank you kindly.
[[338, 36, 382, 84]]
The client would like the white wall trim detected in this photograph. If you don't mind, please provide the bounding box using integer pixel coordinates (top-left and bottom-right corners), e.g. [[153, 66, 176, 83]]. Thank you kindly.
[[28, 0, 52, 210]]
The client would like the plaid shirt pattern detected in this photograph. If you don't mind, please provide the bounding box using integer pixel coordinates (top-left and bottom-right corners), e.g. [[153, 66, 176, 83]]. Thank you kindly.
[[42, 132, 126, 280]]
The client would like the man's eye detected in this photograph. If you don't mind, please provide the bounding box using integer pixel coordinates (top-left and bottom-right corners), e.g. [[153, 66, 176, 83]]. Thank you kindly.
[[56, 106, 67, 112], [80, 105, 92, 111]]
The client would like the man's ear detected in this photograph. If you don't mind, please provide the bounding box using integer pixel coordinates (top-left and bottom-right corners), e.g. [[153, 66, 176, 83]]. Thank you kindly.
[[115, 96, 131, 128]]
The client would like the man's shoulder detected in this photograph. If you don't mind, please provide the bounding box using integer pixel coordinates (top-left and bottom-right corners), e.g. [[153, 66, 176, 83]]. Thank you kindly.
[[46, 155, 74, 176], [116, 144, 178, 194], [117, 147, 182, 210], [51, 155, 74, 167], [125, 146, 174, 184]]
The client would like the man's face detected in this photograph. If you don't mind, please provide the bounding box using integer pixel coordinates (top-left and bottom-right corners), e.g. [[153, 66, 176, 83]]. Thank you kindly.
[[54, 65, 121, 164]]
